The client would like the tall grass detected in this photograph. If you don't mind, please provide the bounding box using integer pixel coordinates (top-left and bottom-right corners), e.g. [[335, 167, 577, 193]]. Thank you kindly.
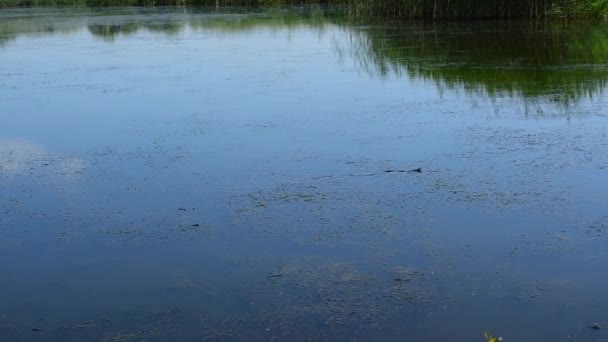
[[0, 0, 606, 18], [346, 0, 608, 19]]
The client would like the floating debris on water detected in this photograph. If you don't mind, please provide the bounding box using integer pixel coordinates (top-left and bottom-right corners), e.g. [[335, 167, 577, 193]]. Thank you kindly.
[[383, 167, 422, 173], [266, 274, 283, 279], [484, 331, 503, 341]]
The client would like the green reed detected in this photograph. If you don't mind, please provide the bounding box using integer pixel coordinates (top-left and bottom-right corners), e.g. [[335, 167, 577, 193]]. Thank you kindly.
[[1, 0, 607, 19]]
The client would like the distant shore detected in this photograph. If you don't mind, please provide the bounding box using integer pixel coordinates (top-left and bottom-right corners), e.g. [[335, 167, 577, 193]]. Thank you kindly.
[[1, 0, 607, 20]]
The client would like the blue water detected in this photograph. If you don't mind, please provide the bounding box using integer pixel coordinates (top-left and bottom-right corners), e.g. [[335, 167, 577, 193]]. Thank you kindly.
[[1, 7, 607, 341]]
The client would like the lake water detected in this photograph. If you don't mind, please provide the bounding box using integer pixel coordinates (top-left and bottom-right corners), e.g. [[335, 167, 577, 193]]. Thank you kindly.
[[1, 6, 607, 341]]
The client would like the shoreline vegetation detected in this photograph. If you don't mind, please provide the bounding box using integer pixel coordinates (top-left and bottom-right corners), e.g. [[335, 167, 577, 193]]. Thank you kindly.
[[0, 0, 607, 20]]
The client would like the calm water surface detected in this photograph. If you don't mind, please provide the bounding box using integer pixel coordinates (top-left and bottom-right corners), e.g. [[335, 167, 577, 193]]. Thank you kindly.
[[1, 7, 607, 341]]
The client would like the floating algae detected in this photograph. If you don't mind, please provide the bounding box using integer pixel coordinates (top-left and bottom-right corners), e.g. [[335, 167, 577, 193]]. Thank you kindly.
[[224, 262, 438, 340]]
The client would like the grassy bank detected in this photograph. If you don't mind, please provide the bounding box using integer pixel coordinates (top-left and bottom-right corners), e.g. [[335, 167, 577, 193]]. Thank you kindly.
[[347, 0, 608, 19], [0, 0, 606, 19]]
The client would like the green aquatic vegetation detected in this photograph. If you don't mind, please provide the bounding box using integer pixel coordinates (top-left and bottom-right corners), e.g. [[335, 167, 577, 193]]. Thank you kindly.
[[243, 262, 434, 340]]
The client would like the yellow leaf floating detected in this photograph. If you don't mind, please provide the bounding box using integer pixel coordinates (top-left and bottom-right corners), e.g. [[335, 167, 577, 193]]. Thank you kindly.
[[484, 331, 503, 342]]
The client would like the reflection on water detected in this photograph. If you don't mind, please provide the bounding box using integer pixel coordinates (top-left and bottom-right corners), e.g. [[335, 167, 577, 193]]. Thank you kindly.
[[0, 140, 46, 176], [1, 8, 608, 105], [0, 140, 85, 179], [346, 22, 608, 104], [1, 7, 608, 342]]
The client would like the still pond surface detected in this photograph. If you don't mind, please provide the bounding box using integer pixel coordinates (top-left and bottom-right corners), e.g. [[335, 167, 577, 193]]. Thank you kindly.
[[1, 6, 608, 341]]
